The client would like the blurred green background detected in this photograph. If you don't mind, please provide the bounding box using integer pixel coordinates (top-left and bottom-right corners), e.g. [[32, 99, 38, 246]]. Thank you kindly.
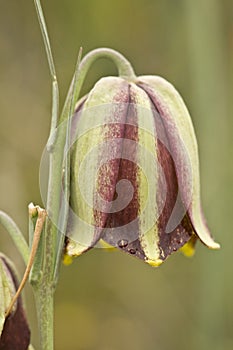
[[0, 0, 232, 349]]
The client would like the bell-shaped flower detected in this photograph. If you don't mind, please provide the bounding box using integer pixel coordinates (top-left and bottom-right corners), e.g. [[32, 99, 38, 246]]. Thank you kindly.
[[64, 54, 219, 267]]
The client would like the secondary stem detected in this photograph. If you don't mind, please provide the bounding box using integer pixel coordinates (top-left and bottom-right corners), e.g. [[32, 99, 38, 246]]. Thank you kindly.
[[0, 211, 29, 265]]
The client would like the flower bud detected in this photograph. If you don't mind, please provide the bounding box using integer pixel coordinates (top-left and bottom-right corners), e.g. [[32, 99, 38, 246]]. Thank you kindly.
[[64, 54, 219, 267], [0, 253, 30, 349]]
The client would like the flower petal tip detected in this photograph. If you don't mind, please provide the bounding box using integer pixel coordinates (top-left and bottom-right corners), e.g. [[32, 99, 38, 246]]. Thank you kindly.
[[207, 241, 221, 250], [180, 234, 198, 258], [146, 259, 163, 267], [63, 254, 74, 266], [96, 239, 117, 250]]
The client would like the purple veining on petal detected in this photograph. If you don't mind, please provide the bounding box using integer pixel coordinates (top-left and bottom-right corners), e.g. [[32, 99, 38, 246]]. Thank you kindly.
[[94, 81, 130, 231], [102, 88, 141, 250], [139, 83, 193, 221], [140, 85, 193, 258]]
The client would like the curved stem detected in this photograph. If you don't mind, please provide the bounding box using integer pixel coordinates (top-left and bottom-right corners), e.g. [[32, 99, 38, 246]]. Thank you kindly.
[[80, 47, 136, 80], [60, 47, 136, 123], [0, 211, 29, 265]]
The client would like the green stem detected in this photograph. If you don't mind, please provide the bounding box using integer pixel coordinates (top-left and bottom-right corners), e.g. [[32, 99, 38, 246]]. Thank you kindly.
[[31, 17, 137, 347], [60, 47, 137, 123], [33, 0, 56, 79], [34, 284, 54, 350], [33, 215, 55, 350], [80, 47, 136, 80], [29, 47, 136, 349], [0, 211, 29, 265]]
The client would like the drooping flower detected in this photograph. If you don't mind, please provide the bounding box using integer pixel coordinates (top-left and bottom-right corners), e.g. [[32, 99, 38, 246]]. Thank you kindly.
[[0, 253, 30, 349], [64, 50, 219, 267]]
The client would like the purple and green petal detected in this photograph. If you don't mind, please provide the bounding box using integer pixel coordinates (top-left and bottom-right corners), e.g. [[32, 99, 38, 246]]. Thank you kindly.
[[138, 76, 220, 250], [66, 77, 130, 256], [65, 71, 219, 266]]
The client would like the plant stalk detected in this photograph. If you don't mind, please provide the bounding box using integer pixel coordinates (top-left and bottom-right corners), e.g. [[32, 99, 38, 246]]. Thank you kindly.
[[34, 284, 54, 350], [33, 215, 56, 350], [32, 47, 137, 349]]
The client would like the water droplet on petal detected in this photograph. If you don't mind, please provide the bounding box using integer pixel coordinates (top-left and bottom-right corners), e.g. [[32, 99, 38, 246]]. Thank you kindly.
[[129, 248, 136, 254], [118, 239, 128, 248]]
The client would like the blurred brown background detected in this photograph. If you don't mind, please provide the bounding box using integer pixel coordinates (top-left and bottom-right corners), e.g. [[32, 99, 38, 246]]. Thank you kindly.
[[0, 0, 232, 349]]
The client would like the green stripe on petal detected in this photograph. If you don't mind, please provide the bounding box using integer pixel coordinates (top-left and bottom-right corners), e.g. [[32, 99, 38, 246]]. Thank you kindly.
[[129, 83, 161, 264], [138, 76, 220, 249], [66, 77, 129, 256]]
